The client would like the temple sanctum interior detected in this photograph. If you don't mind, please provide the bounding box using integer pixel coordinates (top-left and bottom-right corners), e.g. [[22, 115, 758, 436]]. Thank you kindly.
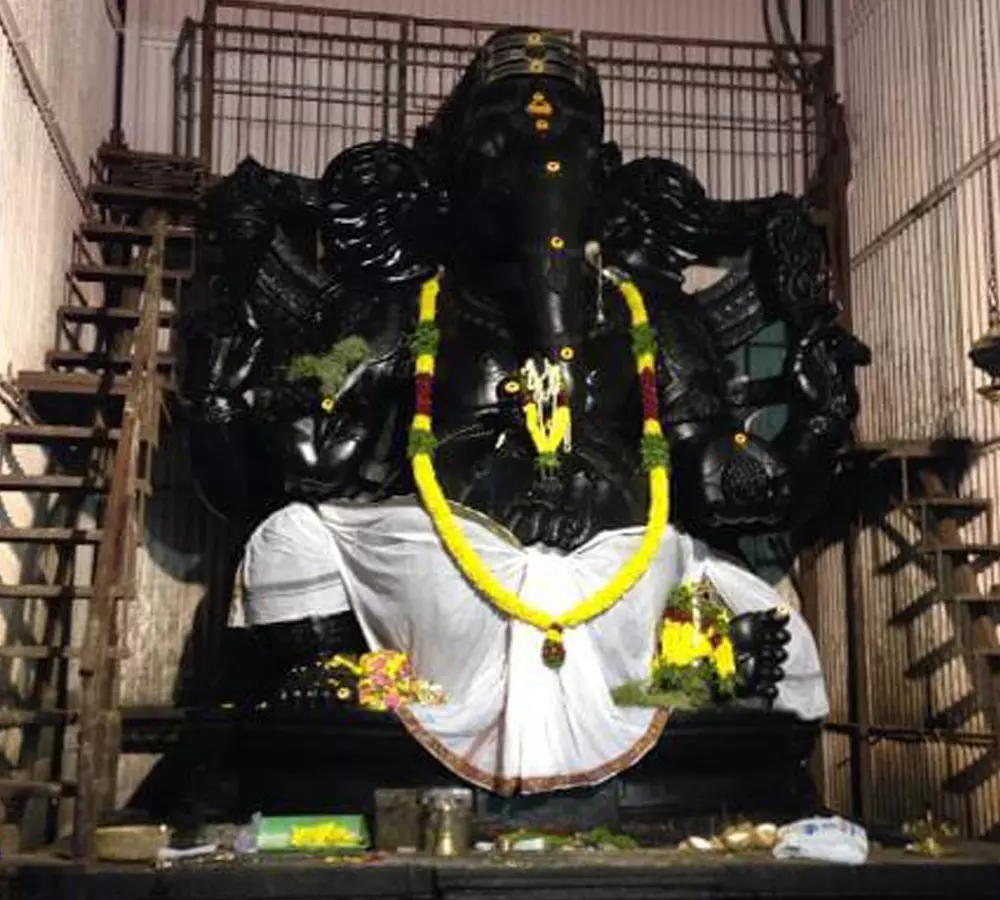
[[1, 1, 1000, 898]]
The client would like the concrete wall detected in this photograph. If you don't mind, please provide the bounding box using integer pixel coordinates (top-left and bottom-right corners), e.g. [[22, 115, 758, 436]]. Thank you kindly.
[[0, 0, 118, 575]]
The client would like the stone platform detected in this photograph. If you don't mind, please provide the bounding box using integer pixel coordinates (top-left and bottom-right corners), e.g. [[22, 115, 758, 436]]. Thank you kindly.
[[6, 846, 1000, 900]]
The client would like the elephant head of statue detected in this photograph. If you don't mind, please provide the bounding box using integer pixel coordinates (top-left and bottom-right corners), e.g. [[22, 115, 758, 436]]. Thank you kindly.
[[414, 29, 619, 363]]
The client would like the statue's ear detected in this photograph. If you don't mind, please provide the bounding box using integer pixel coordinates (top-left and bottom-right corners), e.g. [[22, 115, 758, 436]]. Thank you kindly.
[[599, 141, 623, 176]]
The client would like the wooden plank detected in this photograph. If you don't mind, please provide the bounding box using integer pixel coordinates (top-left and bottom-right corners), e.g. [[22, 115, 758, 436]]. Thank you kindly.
[[0, 709, 72, 727], [846, 438, 976, 461], [0, 779, 73, 799], [0, 646, 125, 660], [87, 183, 199, 208], [0, 527, 103, 544], [46, 351, 175, 373], [0, 424, 121, 445], [917, 542, 1000, 559], [16, 371, 172, 397], [71, 263, 192, 285], [0, 474, 109, 492], [0, 584, 93, 600], [97, 143, 202, 168], [58, 306, 174, 325], [844, 517, 873, 823], [80, 222, 194, 245], [797, 541, 825, 793], [902, 497, 991, 526]]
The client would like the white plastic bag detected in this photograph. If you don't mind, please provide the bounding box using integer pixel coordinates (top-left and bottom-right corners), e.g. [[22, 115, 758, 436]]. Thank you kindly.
[[772, 816, 869, 865]]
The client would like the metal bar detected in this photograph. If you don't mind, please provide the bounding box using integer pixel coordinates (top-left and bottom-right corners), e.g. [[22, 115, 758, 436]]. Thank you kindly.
[[199, 0, 219, 169], [579, 28, 831, 54], [825, 721, 998, 747], [218, 0, 410, 27], [187, 22, 197, 159]]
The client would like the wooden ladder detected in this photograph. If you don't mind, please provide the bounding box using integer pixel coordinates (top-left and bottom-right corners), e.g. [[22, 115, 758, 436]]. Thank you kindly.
[[0, 144, 200, 859]]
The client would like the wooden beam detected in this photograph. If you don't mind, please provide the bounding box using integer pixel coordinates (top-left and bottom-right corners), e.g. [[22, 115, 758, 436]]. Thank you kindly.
[[844, 516, 873, 824]]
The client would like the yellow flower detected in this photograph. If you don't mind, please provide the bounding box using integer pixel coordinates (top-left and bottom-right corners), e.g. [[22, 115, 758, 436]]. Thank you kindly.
[[659, 620, 712, 668], [712, 637, 736, 677], [290, 822, 361, 849]]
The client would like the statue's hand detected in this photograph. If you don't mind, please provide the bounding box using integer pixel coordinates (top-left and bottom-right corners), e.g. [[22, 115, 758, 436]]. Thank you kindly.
[[728, 606, 792, 708], [500, 474, 595, 551], [787, 322, 868, 416]]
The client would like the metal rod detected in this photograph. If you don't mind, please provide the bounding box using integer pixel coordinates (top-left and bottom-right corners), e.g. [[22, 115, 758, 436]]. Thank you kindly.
[[199, 0, 219, 169]]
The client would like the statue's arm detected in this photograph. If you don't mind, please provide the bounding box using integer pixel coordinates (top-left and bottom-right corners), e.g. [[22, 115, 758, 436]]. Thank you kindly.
[[607, 158, 870, 534]]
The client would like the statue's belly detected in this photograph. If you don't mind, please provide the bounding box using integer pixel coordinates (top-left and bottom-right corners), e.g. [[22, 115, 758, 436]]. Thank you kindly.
[[427, 325, 647, 532]]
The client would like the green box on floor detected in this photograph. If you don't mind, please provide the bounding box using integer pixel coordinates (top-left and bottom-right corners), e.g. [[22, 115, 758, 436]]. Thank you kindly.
[[254, 814, 370, 852]]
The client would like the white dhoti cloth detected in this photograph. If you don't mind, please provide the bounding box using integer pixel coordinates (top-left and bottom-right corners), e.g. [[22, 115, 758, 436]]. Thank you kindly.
[[240, 499, 829, 794]]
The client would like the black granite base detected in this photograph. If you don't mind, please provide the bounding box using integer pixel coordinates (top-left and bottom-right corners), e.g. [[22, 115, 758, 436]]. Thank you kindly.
[[119, 705, 820, 841], [8, 851, 1000, 900]]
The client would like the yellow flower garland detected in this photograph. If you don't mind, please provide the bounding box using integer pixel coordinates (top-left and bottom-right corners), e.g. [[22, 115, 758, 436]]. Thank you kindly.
[[409, 273, 671, 667]]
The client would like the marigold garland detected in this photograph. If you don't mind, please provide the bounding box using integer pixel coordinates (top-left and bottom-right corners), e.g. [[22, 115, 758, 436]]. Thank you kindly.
[[409, 272, 671, 669]]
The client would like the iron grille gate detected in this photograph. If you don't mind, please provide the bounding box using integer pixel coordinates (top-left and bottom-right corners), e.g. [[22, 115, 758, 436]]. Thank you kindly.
[[172, 1, 831, 202]]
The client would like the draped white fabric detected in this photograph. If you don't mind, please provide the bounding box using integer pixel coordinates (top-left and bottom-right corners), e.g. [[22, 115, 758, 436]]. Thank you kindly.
[[239, 499, 829, 793]]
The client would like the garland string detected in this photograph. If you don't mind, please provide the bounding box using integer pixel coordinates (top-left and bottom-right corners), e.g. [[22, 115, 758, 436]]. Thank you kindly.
[[409, 273, 671, 669]]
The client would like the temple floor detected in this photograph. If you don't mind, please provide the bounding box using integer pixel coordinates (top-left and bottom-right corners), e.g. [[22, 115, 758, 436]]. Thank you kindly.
[[6, 845, 1000, 900]]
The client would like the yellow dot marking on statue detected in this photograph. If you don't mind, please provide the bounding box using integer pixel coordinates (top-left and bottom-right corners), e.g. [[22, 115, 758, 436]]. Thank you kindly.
[[559, 346, 575, 362], [503, 379, 520, 394], [535, 119, 550, 132], [415, 354, 435, 375], [527, 32, 543, 45], [546, 160, 561, 174], [320, 397, 335, 413], [550, 236, 565, 250], [637, 352, 655, 372], [734, 431, 749, 446], [529, 59, 545, 74], [413, 414, 432, 432], [527, 95, 553, 118], [643, 418, 663, 437], [532, 91, 545, 100]]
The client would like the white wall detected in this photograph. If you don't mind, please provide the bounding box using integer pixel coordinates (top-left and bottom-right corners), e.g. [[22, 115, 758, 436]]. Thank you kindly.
[[0, 1, 118, 573], [0, 0, 118, 843]]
